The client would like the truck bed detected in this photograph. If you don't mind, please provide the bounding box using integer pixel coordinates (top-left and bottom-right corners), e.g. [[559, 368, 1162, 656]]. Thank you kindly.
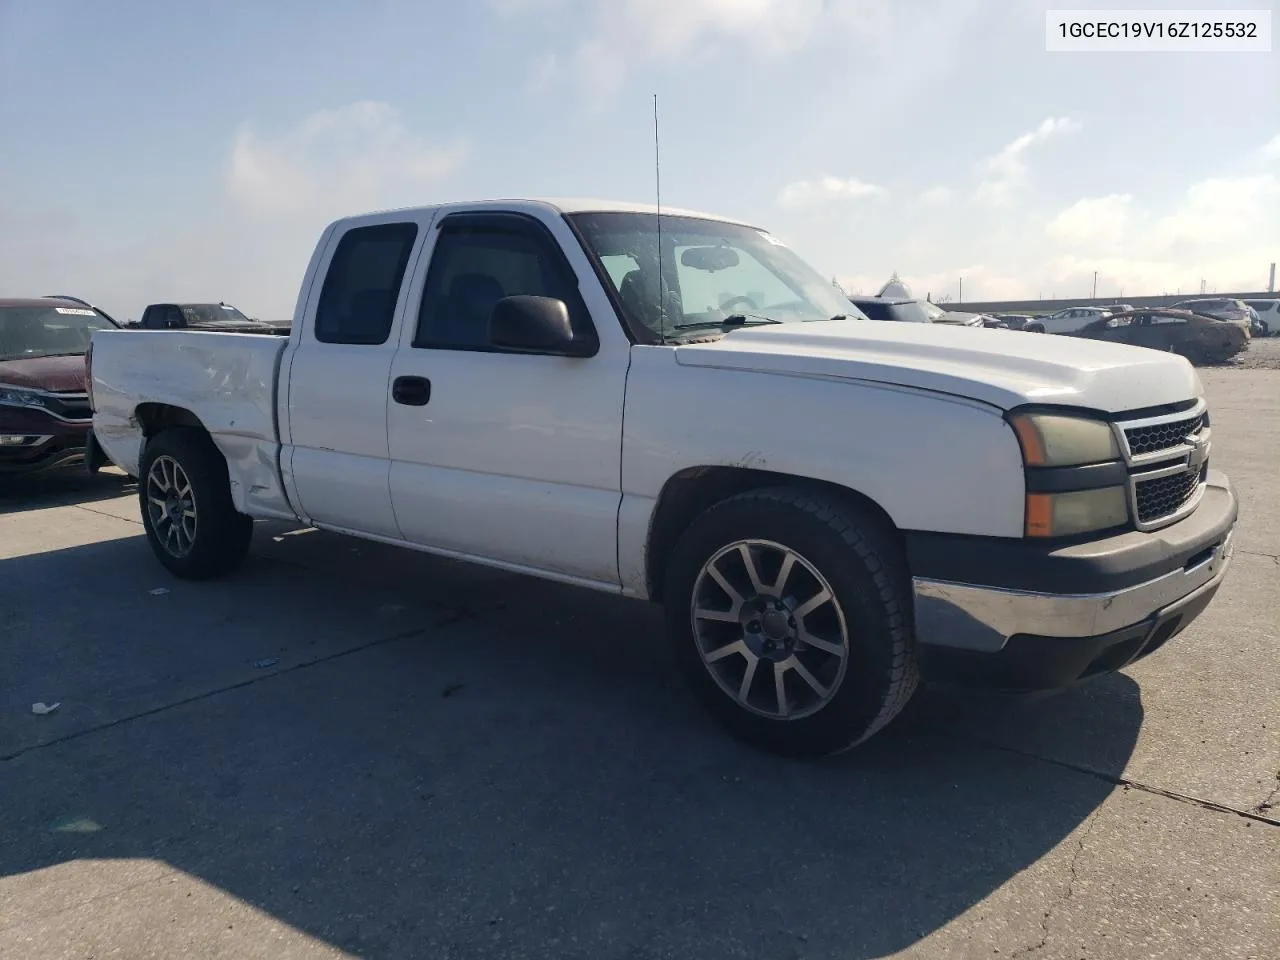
[[90, 328, 295, 519]]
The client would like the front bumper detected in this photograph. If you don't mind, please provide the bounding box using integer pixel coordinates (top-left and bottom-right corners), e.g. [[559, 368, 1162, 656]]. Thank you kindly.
[[0, 406, 90, 476], [909, 469, 1238, 694]]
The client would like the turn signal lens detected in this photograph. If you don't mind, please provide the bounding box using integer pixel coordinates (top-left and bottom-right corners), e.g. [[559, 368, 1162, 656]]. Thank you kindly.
[[1025, 487, 1129, 538]]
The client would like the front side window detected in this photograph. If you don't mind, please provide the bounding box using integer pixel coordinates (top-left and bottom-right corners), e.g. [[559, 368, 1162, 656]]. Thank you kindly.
[[567, 212, 862, 341], [0, 305, 116, 360], [314, 222, 418, 345], [414, 222, 590, 350]]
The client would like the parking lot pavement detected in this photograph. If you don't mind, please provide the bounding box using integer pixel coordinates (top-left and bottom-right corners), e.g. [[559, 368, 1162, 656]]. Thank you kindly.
[[1, 370, 1277, 959]]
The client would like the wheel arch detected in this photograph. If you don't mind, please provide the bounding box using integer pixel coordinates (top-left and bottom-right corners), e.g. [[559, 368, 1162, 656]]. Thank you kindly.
[[135, 402, 209, 439], [644, 465, 902, 603]]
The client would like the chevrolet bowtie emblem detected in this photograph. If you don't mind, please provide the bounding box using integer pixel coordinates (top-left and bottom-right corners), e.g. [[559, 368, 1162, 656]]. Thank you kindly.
[[1187, 437, 1209, 471]]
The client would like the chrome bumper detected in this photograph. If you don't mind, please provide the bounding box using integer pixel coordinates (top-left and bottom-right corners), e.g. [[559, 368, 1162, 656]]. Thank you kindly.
[[913, 525, 1235, 653]]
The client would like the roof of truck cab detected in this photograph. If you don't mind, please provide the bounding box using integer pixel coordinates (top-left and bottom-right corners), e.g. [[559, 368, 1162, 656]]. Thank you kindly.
[[331, 198, 760, 229]]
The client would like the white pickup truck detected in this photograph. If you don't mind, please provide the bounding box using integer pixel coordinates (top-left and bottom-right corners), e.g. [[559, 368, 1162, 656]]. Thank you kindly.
[[87, 199, 1238, 756]]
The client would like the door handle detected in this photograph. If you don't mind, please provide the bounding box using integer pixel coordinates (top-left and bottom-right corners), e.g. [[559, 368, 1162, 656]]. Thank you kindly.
[[392, 375, 431, 406]]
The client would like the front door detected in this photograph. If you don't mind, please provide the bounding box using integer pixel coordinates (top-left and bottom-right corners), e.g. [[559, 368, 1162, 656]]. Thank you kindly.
[[385, 211, 629, 586]]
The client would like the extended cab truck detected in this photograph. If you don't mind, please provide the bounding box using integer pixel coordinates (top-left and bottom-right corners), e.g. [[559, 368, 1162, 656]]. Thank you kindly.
[[87, 199, 1239, 757]]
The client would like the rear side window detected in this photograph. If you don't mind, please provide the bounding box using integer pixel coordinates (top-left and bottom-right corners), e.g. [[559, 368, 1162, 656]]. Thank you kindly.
[[314, 222, 418, 345]]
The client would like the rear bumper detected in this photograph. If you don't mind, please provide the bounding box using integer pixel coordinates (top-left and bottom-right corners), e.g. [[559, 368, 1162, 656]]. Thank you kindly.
[[908, 470, 1238, 694]]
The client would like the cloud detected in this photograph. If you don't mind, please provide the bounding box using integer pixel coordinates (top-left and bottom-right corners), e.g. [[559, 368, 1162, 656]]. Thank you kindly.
[[918, 185, 953, 205], [975, 116, 1081, 204], [226, 101, 467, 221], [1149, 174, 1280, 250], [0, 102, 466, 324], [777, 176, 886, 210], [504, 0, 891, 103], [1262, 134, 1280, 160], [1045, 193, 1133, 248], [1035, 166, 1280, 297]]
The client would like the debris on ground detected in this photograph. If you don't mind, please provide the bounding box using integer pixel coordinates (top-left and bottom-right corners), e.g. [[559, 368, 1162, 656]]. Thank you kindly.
[[149, 587, 170, 596], [31, 702, 61, 715], [252, 658, 280, 669]]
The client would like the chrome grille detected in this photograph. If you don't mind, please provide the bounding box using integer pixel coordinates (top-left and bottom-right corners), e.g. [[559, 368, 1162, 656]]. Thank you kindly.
[[1123, 412, 1204, 458], [1134, 464, 1205, 525]]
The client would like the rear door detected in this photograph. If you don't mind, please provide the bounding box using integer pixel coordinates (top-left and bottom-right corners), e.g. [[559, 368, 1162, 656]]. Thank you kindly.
[[282, 214, 430, 538], [385, 209, 629, 585]]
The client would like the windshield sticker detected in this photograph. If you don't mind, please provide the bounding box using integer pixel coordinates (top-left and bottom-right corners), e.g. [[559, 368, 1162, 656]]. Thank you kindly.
[[220, 304, 236, 311], [54, 307, 97, 316]]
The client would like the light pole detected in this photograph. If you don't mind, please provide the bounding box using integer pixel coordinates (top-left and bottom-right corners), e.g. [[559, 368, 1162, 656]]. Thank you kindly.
[[1092, 270, 1097, 299]]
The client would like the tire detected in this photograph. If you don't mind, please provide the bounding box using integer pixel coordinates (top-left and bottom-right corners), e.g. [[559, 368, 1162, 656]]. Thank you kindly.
[[138, 427, 253, 579], [663, 487, 919, 758], [1025, 324, 1045, 333]]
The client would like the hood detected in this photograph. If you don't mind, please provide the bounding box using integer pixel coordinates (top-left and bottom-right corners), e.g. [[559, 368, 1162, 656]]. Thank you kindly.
[[673, 320, 1202, 414], [0, 354, 87, 392]]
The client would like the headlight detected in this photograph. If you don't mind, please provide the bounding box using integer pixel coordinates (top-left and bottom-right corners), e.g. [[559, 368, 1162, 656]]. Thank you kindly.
[[1008, 411, 1120, 467], [1009, 411, 1129, 538], [0, 384, 47, 409]]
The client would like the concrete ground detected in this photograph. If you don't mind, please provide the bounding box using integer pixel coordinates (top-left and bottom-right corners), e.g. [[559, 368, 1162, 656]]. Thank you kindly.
[[1, 361, 1277, 960]]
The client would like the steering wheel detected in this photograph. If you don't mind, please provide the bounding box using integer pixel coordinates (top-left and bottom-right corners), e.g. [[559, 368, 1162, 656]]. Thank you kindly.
[[719, 295, 758, 314]]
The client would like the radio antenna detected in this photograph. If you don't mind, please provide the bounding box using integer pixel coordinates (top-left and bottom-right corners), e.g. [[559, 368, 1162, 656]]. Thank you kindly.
[[653, 93, 666, 343]]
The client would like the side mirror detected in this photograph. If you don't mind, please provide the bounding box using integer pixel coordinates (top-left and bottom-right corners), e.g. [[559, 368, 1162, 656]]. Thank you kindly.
[[489, 295, 595, 357]]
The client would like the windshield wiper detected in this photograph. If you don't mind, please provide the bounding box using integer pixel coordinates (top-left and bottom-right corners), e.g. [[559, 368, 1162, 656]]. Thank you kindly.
[[674, 313, 784, 332]]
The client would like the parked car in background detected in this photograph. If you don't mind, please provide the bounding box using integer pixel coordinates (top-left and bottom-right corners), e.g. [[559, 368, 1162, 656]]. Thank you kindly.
[[849, 296, 990, 328], [1243, 299, 1278, 336], [1170, 298, 1253, 338], [1067, 308, 1248, 365], [989, 313, 1034, 330], [45, 295, 124, 327], [0, 297, 118, 477], [87, 198, 1238, 757], [137, 301, 290, 335], [1023, 306, 1114, 334]]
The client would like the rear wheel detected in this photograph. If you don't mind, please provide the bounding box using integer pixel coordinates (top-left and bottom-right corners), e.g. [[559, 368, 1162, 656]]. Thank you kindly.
[[663, 488, 918, 758], [138, 428, 253, 579], [1025, 323, 1045, 333]]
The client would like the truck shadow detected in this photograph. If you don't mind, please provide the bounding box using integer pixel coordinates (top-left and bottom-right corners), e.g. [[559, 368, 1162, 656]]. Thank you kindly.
[[0, 469, 134, 515], [0, 528, 1145, 959]]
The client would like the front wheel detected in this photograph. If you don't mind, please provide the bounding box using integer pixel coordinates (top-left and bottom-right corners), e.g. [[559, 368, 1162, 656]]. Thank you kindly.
[[663, 488, 919, 758], [139, 428, 253, 579]]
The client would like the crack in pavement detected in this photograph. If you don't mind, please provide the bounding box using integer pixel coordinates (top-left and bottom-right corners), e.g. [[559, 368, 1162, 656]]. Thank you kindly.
[[1236, 549, 1280, 564], [1009, 803, 1107, 957], [72, 502, 142, 526], [967, 736, 1280, 828], [0, 616, 467, 764], [0, 868, 182, 935]]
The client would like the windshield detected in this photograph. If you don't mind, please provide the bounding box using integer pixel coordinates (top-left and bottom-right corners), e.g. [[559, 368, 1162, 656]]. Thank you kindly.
[[566, 212, 866, 340], [0, 305, 116, 361], [180, 303, 252, 325]]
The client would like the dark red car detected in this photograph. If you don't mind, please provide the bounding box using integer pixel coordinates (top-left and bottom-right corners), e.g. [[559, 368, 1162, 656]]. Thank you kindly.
[[0, 297, 119, 477]]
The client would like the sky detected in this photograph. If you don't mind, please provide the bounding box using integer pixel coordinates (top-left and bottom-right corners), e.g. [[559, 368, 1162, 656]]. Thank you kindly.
[[0, 0, 1277, 322]]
